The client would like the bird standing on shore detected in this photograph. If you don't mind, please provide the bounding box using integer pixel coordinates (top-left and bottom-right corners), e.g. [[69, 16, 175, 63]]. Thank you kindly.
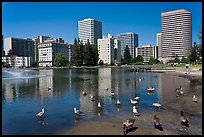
[[97, 102, 103, 109], [152, 115, 163, 131], [180, 111, 189, 130], [132, 106, 140, 116], [36, 108, 45, 117]]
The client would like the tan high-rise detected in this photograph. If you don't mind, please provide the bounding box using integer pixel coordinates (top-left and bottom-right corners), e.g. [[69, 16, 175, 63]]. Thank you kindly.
[[161, 9, 192, 60]]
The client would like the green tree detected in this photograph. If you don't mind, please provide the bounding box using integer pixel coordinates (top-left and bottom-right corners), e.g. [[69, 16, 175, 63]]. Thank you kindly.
[[189, 42, 199, 64], [124, 45, 131, 64], [136, 55, 144, 63], [84, 40, 93, 66], [174, 57, 180, 64], [181, 57, 189, 64], [54, 52, 68, 67]]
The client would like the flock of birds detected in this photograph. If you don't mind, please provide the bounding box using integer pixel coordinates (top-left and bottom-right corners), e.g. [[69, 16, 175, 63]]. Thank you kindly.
[[35, 78, 198, 133]]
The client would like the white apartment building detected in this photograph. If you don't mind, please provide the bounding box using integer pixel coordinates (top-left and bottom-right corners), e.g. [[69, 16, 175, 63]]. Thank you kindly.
[[117, 32, 138, 58], [38, 42, 69, 67], [98, 34, 121, 65], [161, 9, 192, 62], [2, 56, 32, 67], [135, 45, 158, 63], [78, 18, 102, 45]]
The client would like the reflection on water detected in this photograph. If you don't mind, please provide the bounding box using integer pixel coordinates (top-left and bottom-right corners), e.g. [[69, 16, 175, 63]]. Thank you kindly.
[[2, 68, 200, 135]]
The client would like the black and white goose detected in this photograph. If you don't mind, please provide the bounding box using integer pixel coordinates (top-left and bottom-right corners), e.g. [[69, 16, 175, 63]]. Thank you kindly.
[[36, 108, 45, 117], [135, 96, 140, 101], [115, 99, 121, 105], [130, 99, 139, 105], [74, 108, 85, 116], [90, 95, 96, 101]]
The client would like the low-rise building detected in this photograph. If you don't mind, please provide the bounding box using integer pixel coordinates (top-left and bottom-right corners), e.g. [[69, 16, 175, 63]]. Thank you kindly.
[[38, 41, 69, 67], [2, 56, 33, 68], [135, 45, 158, 63]]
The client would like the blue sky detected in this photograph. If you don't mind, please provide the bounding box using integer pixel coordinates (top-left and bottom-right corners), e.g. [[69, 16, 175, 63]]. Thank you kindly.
[[2, 2, 202, 46]]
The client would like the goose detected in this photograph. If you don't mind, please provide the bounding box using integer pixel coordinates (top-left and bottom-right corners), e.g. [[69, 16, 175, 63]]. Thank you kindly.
[[138, 78, 142, 82], [74, 108, 85, 116], [111, 92, 117, 96], [132, 106, 140, 116], [82, 91, 87, 95], [147, 87, 154, 91], [180, 111, 189, 129], [115, 99, 121, 105], [192, 95, 198, 103], [152, 115, 163, 131], [123, 118, 135, 133], [130, 99, 139, 105], [152, 103, 162, 108], [135, 96, 140, 101], [97, 102, 103, 109], [36, 108, 45, 117]]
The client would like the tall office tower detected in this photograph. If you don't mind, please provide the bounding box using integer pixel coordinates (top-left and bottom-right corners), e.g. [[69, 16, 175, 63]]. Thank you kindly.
[[161, 9, 192, 61], [4, 37, 35, 58], [157, 33, 162, 59], [117, 32, 138, 58], [78, 18, 102, 45]]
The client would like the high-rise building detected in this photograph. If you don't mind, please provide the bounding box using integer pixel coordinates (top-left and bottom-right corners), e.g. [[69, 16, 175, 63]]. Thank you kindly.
[[98, 34, 120, 65], [161, 9, 192, 62], [135, 45, 158, 63], [157, 33, 162, 59], [117, 32, 138, 58], [4, 37, 35, 58], [78, 18, 102, 45]]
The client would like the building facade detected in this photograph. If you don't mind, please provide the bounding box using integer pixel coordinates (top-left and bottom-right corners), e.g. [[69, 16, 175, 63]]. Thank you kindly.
[[2, 56, 32, 67], [98, 34, 120, 65], [4, 37, 35, 59], [78, 18, 102, 45], [135, 45, 158, 63], [117, 32, 138, 58], [157, 33, 162, 59], [38, 42, 69, 67], [161, 9, 192, 62]]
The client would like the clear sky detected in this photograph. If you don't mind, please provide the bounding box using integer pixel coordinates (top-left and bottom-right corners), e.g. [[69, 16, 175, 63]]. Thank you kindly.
[[2, 2, 202, 46]]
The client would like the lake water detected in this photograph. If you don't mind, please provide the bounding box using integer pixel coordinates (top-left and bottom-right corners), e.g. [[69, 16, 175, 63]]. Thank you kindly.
[[2, 67, 194, 135]]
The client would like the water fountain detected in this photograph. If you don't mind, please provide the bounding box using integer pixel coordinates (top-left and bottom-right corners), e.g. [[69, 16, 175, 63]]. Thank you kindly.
[[2, 57, 46, 79]]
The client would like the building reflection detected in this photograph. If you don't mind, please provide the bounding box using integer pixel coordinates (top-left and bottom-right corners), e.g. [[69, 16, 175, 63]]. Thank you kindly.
[[38, 70, 53, 102]]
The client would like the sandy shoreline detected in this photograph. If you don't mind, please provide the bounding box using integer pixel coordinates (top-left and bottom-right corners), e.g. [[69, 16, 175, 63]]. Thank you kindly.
[[57, 70, 202, 135]]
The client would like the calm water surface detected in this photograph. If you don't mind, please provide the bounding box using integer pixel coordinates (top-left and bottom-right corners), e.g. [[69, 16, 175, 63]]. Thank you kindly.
[[2, 68, 193, 135]]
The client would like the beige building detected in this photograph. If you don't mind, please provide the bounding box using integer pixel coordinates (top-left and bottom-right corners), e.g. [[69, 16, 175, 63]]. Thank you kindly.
[[135, 45, 158, 63], [161, 9, 192, 62]]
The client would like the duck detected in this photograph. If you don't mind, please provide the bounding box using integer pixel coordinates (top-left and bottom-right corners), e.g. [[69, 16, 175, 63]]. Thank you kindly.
[[111, 92, 117, 96], [152, 103, 162, 108], [82, 91, 87, 95], [152, 115, 163, 131], [97, 102, 103, 109], [135, 96, 140, 101], [73, 108, 85, 116], [123, 118, 135, 134], [130, 99, 139, 105], [36, 108, 45, 117], [147, 87, 154, 91], [132, 106, 140, 116], [180, 111, 189, 129], [115, 99, 121, 105], [192, 95, 198, 103], [90, 95, 96, 101]]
